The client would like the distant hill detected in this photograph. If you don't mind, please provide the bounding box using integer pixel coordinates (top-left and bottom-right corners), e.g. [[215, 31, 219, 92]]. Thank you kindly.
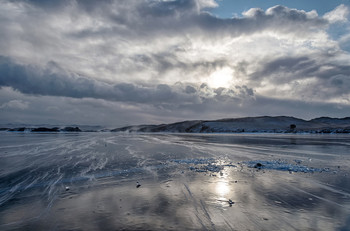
[[2, 116, 350, 133], [1, 126, 82, 132], [111, 116, 350, 133]]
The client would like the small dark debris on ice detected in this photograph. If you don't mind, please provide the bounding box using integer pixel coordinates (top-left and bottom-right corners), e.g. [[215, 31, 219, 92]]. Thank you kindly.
[[228, 199, 235, 206], [254, 163, 264, 169]]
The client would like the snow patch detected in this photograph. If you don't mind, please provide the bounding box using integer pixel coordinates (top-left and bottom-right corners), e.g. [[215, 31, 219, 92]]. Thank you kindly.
[[169, 158, 236, 173], [243, 159, 330, 173]]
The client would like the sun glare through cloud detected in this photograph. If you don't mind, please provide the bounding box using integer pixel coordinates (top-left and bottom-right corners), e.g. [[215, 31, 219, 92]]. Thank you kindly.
[[207, 67, 233, 88]]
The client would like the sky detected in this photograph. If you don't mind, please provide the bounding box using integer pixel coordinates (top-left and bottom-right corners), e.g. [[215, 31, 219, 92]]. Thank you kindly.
[[0, 0, 350, 127]]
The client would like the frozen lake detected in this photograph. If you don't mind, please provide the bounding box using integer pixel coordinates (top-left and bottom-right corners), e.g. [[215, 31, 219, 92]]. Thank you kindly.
[[1, 132, 350, 230]]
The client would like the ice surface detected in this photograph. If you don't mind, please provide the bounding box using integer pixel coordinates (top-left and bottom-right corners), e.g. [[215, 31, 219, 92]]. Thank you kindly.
[[0, 133, 350, 230]]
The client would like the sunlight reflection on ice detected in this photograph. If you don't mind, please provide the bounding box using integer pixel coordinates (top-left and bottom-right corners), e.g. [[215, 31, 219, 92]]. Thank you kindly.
[[216, 180, 230, 197]]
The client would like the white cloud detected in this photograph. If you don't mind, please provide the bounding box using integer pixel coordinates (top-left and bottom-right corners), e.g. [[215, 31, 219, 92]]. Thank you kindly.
[[197, 0, 218, 9], [324, 4, 349, 23]]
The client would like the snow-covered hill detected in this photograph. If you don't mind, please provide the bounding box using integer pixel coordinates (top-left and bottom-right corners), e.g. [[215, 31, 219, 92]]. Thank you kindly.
[[111, 116, 350, 133]]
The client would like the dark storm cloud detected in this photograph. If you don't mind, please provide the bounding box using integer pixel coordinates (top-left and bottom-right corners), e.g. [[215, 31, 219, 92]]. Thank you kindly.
[[169, 93, 350, 121], [2, 85, 348, 126], [250, 53, 350, 100], [0, 56, 254, 106], [251, 53, 350, 81]]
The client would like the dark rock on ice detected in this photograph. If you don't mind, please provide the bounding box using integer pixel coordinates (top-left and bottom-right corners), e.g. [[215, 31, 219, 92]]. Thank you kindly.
[[254, 163, 264, 169], [228, 199, 234, 206]]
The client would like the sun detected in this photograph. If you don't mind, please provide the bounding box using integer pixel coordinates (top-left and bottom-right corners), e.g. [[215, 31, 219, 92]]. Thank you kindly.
[[207, 67, 233, 88]]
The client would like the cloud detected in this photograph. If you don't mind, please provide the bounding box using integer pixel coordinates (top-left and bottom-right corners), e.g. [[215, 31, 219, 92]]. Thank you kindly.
[[0, 87, 169, 126], [0, 0, 349, 124], [324, 4, 349, 23], [0, 56, 254, 107], [1, 85, 349, 127], [248, 52, 350, 103], [0, 99, 29, 110]]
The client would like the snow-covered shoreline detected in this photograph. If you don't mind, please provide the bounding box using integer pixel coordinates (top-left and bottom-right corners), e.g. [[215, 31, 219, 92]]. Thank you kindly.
[[1, 116, 350, 133]]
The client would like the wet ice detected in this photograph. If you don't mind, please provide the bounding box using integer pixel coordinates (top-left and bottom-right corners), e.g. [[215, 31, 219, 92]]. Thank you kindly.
[[0, 133, 350, 230]]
